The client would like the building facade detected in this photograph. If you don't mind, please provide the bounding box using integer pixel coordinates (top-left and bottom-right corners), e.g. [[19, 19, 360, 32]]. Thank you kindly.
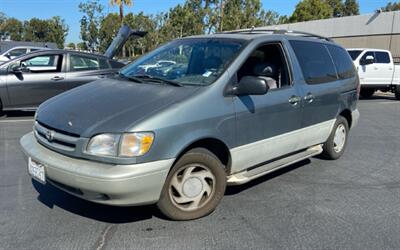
[[261, 10, 400, 62]]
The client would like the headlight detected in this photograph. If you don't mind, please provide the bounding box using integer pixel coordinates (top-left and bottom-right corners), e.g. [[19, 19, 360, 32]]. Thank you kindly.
[[87, 134, 120, 157], [86, 132, 154, 157]]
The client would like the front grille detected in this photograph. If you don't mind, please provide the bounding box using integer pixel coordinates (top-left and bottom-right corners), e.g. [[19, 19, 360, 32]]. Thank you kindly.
[[34, 121, 80, 152]]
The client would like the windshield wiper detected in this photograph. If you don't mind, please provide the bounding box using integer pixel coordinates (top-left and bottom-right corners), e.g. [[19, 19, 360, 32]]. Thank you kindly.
[[118, 72, 143, 83], [133, 74, 183, 87]]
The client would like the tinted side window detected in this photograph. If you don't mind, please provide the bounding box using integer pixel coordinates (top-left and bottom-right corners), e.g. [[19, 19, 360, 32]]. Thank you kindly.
[[289, 40, 337, 84], [9, 48, 27, 57], [375, 52, 390, 64], [99, 58, 110, 69], [327, 45, 355, 79], [70, 54, 100, 71]]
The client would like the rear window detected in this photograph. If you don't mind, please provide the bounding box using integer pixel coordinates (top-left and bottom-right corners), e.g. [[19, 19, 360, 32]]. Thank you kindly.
[[327, 45, 355, 79], [375, 52, 390, 64], [289, 40, 337, 84]]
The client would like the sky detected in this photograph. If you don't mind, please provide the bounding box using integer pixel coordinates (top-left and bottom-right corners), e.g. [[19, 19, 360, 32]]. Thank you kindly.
[[0, 0, 395, 43]]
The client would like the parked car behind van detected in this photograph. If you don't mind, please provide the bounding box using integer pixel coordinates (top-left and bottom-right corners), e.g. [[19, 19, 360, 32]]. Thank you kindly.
[[21, 29, 359, 220]]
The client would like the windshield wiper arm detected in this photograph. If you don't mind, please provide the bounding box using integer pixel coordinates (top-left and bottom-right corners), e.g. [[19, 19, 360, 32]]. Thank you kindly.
[[118, 72, 143, 83], [133, 74, 183, 87]]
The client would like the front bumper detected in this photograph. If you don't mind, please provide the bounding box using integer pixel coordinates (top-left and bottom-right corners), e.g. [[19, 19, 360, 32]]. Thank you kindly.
[[20, 132, 174, 206]]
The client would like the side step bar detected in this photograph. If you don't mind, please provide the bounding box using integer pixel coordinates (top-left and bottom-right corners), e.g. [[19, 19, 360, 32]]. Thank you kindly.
[[227, 145, 323, 186]]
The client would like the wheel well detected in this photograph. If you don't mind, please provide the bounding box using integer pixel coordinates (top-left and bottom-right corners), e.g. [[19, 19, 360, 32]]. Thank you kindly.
[[175, 138, 232, 174], [339, 109, 352, 128]]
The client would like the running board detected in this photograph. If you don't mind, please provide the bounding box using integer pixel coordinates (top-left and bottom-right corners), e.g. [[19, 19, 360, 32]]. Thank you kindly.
[[227, 145, 323, 185]]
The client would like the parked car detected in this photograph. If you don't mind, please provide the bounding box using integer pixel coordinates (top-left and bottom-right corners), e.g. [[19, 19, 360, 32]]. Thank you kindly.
[[138, 60, 176, 72], [347, 48, 400, 99], [21, 29, 359, 221], [0, 46, 49, 64], [0, 25, 145, 113]]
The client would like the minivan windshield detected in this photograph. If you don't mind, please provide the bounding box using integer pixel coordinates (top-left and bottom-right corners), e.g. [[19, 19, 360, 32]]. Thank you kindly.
[[347, 50, 363, 61], [120, 38, 246, 86]]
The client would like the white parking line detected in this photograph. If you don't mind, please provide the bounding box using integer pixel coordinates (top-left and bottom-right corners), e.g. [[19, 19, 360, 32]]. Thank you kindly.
[[0, 119, 34, 123]]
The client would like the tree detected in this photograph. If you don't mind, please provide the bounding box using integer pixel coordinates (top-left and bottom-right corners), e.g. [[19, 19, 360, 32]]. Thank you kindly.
[[98, 13, 121, 53], [77, 42, 88, 50], [327, 0, 345, 17], [343, 0, 359, 16], [67, 42, 76, 49], [0, 18, 24, 40], [47, 16, 69, 48], [290, 0, 332, 22], [109, 0, 132, 21], [382, 1, 400, 12], [79, 0, 104, 51]]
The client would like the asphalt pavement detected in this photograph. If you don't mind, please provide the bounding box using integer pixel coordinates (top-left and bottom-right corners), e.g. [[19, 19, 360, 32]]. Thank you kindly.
[[1, 94, 400, 249]]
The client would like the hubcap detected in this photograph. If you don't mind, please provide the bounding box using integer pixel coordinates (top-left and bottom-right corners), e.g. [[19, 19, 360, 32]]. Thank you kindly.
[[333, 124, 346, 153], [169, 164, 215, 211]]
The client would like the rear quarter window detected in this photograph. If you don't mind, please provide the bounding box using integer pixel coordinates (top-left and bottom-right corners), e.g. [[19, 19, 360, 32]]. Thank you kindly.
[[327, 45, 355, 79], [289, 40, 337, 84]]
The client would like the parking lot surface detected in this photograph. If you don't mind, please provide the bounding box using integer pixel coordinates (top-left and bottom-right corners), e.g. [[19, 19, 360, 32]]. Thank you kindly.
[[1, 95, 400, 249]]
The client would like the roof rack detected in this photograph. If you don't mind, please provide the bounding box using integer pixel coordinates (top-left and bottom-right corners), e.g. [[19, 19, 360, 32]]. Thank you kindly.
[[221, 28, 332, 42]]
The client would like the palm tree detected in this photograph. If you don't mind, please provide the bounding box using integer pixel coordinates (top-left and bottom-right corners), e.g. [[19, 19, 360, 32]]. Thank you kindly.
[[109, 0, 132, 21]]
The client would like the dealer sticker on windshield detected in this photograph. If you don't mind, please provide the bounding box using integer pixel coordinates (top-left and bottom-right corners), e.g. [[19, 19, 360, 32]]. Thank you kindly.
[[28, 157, 46, 184]]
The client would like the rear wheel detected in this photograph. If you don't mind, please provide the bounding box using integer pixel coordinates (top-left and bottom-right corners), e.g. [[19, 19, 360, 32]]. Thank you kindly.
[[360, 89, 375, 98], [395, 86, 400, 100], [157, 148, 226, 220], [0, 99, 4, 117], [321, 116, 349, 160]]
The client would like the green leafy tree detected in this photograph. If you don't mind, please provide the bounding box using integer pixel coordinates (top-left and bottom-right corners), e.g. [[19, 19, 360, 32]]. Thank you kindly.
[[0, 18, 24, 40], [77, 42, 88, 50], [343, 0, 359, 16], [47, 16, 69, 48], [327, 0, 345, 17], [382, 1, 400, 11], [79, 0, 104, 51], [124, 12, 157, 56], [290, 0, 333, 22], [98, 13, 121, 53], [67, 42, 76, 49]]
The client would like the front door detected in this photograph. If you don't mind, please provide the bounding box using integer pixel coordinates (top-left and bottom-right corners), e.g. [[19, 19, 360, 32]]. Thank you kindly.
[[231, 43, 303, 173], [6, 53, 66, 108]]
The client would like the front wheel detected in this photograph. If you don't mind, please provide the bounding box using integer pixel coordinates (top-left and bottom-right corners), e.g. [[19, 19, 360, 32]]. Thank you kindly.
[[157, 148, 226, 220], [321, 116, 349, 160], [360, 89, 375, 98]]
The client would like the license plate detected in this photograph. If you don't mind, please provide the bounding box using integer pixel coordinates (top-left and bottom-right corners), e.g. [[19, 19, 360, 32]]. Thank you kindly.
[[28, 157, 46, 183]]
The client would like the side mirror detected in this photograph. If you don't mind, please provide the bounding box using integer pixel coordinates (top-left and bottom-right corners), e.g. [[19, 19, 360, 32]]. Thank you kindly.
[[361, 55, 374, 65], [11, 65, 23, 74], [229, 76, 269, 96], [5, 53, 11, 59]]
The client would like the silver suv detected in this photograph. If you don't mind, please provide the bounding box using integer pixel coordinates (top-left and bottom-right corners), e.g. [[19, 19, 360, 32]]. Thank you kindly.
[[21, 29, 360, 220]]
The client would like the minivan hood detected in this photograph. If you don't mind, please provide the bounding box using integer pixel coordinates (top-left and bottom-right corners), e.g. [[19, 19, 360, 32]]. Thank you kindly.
[[36, 78, 199, 137]]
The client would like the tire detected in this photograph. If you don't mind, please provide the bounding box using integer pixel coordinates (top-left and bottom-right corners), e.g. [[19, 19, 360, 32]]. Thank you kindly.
[[360, 89, 375, 98], [0, 99, 4, 117], [395, 86, 400, 100], [157, 148, 226, 221], [321, 116, 349, 160]]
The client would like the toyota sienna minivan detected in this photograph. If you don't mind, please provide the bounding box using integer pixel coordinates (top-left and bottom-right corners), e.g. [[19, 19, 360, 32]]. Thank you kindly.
[[21, 29, 359, 220]]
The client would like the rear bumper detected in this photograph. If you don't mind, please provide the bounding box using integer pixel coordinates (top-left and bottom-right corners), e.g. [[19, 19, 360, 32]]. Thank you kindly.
[[20, 132, 174, 206], [351, 108, 360, 129]]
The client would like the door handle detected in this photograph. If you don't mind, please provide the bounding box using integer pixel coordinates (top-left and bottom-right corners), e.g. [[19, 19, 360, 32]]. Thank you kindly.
[[51, 76, 64, 81], [304, 93, 314, 103], [288, 95, 301, 105], [98, 74, 106, 78]]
